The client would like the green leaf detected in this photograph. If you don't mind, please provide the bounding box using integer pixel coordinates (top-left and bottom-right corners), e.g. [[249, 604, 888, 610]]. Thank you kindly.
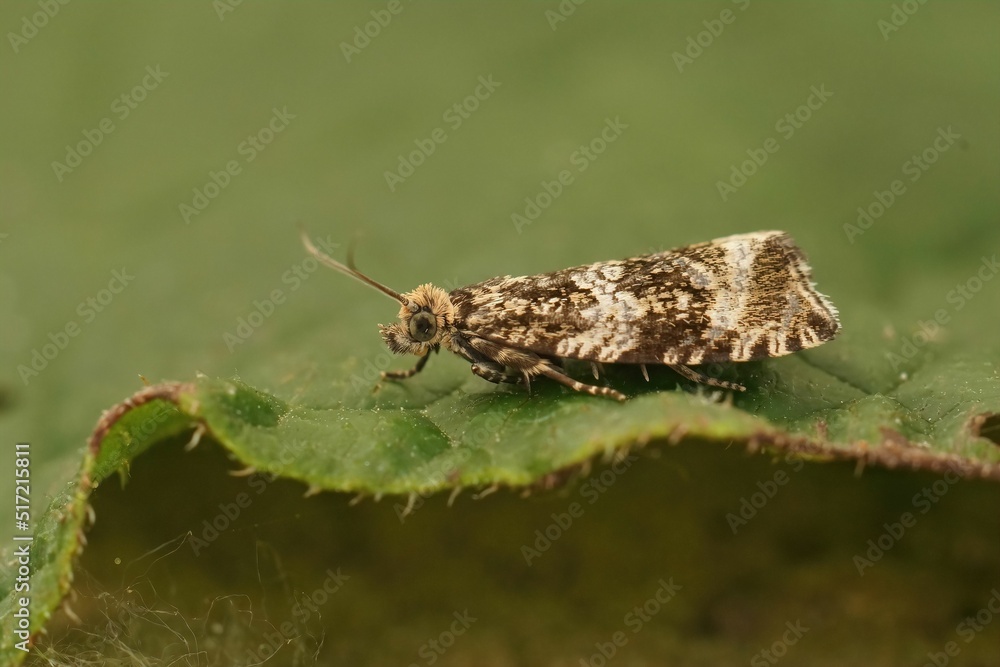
[[4, 338, 998, 661]]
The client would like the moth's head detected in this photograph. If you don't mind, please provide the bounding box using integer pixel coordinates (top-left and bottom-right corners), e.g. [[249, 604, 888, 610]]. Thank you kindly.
[[379, 284, 455, 356], [300, 230, 454, 358]]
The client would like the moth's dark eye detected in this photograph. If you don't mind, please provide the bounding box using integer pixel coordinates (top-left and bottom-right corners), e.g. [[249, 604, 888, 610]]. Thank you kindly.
[[408, 311, 437, 342]]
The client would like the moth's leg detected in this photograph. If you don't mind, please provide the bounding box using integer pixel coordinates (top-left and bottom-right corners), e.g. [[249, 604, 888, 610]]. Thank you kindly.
[[639, 364, 650, 382], [465, 337, 551, 387], [668, 364, 746, 392], [535, 363, 627, 402], [463, 334, 626, 401], [590, 362, 605, 380], [470, 361, 520, 385], [470, 363, 504, 384], [382, 353, 430, 380], [446, 335, 517, 386]]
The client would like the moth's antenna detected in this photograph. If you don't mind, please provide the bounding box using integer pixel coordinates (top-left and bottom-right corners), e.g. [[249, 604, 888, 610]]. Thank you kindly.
[[300, 228, 406, 305], [346, 230, 362, 272]]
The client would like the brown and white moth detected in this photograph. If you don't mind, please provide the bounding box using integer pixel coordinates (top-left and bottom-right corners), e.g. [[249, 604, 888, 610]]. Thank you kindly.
[[302, 230, 840, 401]]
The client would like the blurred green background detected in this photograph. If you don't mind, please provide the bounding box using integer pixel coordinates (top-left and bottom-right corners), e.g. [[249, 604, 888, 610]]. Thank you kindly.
[[2, 2, 999, 664]]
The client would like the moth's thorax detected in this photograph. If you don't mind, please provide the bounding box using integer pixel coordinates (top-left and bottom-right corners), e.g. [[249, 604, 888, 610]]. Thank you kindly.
[[379, 283, 456, 356]]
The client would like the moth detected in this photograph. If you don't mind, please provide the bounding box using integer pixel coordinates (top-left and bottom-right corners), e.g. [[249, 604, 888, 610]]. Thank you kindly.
[[302, 230, 840, 401]]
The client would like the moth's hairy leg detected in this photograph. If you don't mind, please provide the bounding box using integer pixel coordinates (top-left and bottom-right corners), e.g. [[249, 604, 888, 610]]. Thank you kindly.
[[382, 353, 430, 380], [470, 364, 503, 384], [639, 364, 650, 382], [463, 333, 626, 401], [450, 333, 527, 387], [668, 364, 746, 392], [470, 361, 520, 385], [464, 335, 543, 374], [503, 368, 525, 385], [535, 363, 627, 401]]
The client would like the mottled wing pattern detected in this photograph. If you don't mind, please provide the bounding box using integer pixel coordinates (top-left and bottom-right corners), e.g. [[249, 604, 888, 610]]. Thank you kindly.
[[448, 231, 840, 365]]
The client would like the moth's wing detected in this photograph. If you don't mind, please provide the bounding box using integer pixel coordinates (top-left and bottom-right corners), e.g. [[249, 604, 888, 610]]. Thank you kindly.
[[449, 231, 840, 365]]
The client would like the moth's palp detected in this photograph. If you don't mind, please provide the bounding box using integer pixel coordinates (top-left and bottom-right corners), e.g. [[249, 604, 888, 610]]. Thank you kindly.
[[300, 227, 406, 305]]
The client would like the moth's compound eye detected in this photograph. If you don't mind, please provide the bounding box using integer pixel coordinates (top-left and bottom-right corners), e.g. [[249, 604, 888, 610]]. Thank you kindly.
[[408, 311, 437, 342]]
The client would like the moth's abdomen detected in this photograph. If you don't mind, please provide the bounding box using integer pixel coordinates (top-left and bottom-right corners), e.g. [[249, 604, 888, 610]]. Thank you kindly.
[[450, 231, 839, 366]]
